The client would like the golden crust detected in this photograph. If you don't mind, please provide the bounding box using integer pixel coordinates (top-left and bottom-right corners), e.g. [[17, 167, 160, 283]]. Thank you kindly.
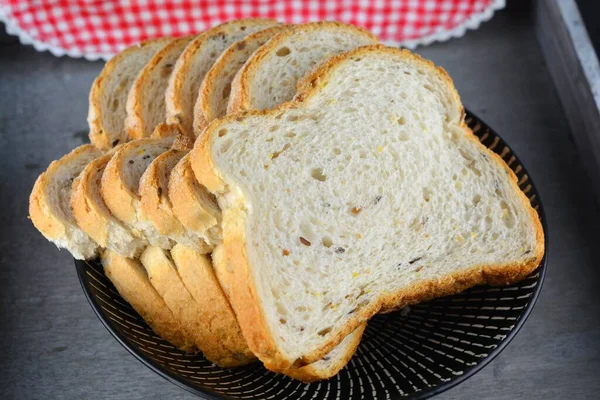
[[227, 21, 378, 114], [125, 37, 192, 140], [151, 122, 186, 140], [139, 149, 187, 237], [169, 154, 221, 243], [88, 38, 172, 150], [100, 145, 138, 225], [165, 18, 278, 138], [191, 45, 546, 371], [100, 137, 172, 226], [101, 249, 196, 352], [29, 172, 65, 241], [29, 144, 101, 243], [71, 153, 114, 247], [171, 244, 256, 367], [195, 25, 290, 135]]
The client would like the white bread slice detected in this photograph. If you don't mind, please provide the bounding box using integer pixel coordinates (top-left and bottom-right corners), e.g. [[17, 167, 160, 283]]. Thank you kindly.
[[191, 45, 545, 371], [227, 21, 378, 114], [29, 145, 102, 259], [170, 244, 256, 366], [101, 249, 196, 352], [211, 245, 365, 381], [71, 150, 147, 258], [88, 38, 171, 150], [165, 18, 278, 138], [169, 153, 222, 246], [101, 137, 175, 249], [125, 37, 192, 140], [195, 25, 291, 133], [139, 149, 211, 253]]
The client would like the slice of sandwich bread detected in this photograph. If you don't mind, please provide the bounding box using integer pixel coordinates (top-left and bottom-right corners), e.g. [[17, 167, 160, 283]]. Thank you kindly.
[[101, 137, 175, 249], [165, 18, 278, 138], [29, 144, 102, 259], [194, 25, 291, 134], [71, 149, 147, 258], [125, 37, 192, 140], [139, 149, 212, 253], [227, 21, 378, 113], [88, 38, 172, 150], [191, 45, 545, 371]]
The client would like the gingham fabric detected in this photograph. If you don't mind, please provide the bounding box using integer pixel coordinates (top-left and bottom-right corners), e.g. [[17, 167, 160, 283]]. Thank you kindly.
[[0, 0, 504, 61]]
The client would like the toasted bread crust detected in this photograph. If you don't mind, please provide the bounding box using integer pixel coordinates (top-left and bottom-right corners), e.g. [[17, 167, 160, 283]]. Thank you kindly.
[[151, 122, 185, 140], [139, 149, 187, 236], [88, 38, 172, 150], [169, 154, 222, 245], [192, 45, 546, 371], [125, 37, 192, 140], [195, 25, 291, 134], [101, 250, 196, 352], [227, 21, 378, 114], [71, 153, 113, 247], [171, 245, 255, 367], [29, 144, 101, 259], [101, 138, 174, 226], [165, 19, 278, 138]]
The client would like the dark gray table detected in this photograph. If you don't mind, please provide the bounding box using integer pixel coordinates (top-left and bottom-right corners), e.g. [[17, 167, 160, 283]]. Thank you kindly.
[[1, 6, 599, 400]]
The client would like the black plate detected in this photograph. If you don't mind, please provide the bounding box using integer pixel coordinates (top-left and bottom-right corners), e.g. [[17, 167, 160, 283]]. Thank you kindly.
[[76, 110, 548, 399]]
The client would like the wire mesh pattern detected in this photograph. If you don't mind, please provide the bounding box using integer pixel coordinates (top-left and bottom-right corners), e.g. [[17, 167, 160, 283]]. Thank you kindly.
[[76, 110, 547, 400]]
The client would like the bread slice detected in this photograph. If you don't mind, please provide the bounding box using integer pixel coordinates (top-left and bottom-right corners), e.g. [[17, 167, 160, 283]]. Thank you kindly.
[[71, 150, 147, 258], [170, 244, 256, 366], [125, 37, 192, 140], [169, 153, 222, 246], [139, 149, 212, 253], [165, 18, 278, 138], [227, 21, 378, 114], [29, 145, 102, 259], [101, 138, 175, 249], [211, 245, 365, 381], [195, 25, 291, 133], [191, 45, 545, 370], [88, 38, 172, 150], [101, 249, 196, 352]]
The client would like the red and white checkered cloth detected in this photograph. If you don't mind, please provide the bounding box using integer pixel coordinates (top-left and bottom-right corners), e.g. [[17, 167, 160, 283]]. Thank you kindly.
[[0, 0, 504, 61]]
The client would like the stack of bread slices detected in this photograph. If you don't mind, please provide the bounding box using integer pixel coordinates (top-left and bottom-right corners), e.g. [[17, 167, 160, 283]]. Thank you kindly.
[[29, 19, 545, 381]]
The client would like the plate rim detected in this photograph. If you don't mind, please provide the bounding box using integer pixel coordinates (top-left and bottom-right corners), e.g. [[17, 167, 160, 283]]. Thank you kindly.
[[75, 109, 548, 400]]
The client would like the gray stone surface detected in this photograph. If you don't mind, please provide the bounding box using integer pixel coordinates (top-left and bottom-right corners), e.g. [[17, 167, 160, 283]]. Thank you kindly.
[[1, 7, 599, 400]]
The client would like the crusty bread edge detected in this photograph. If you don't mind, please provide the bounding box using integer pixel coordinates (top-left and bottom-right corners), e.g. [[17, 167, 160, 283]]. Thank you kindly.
[[71, 153, 114, 247], [88, 38, 172, 150], [139, 149, 185, 236], [101, 249, 196, 352], [125, 36, 191, 140], [227, 21, 378, 114], [29, 144, 99, 245], [171, 244, 256, 367], [195, 24, 290, 134], [191, 45, 546, 370], [165, 18, 279, 136]]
